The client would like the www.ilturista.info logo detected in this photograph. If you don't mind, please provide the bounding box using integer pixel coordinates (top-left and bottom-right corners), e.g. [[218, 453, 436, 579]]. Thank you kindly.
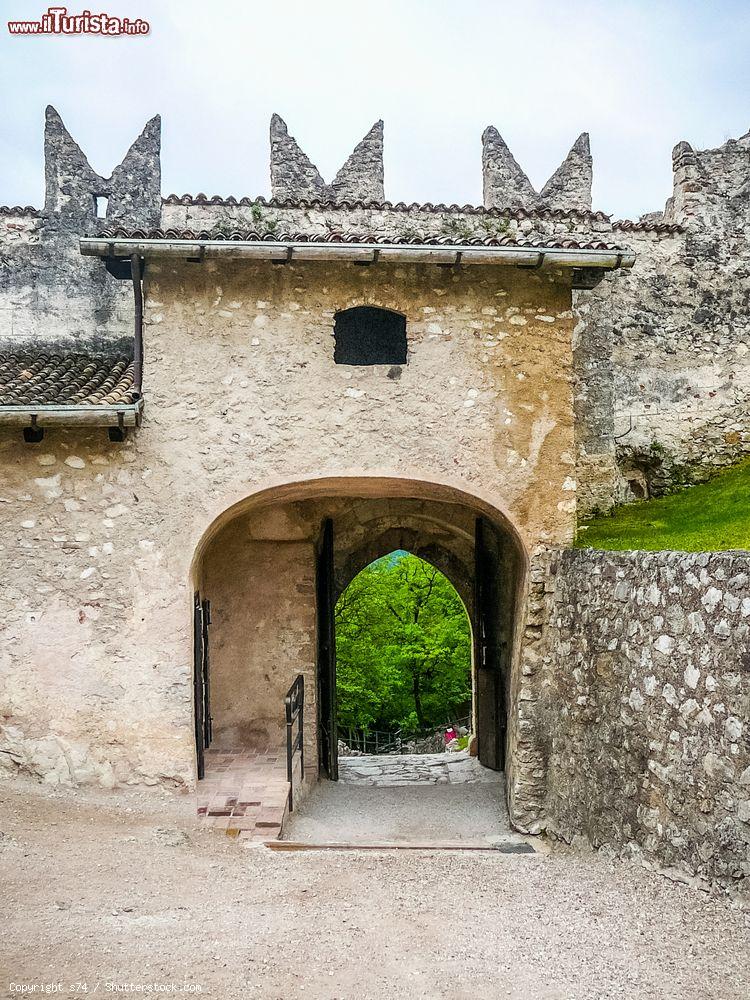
[[8, 7, 149, 35]]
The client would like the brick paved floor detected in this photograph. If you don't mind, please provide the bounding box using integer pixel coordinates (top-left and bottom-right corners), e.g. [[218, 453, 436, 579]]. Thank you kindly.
[[196, 747, 290, 842]]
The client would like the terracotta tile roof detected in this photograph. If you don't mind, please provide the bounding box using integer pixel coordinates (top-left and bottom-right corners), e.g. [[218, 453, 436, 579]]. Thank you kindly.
[[98, 226, 628, 253], [612, 219, 684, 234], [162, 192, 612, 222], [0, 206, 41, 217], [0, 352, 137, 406]]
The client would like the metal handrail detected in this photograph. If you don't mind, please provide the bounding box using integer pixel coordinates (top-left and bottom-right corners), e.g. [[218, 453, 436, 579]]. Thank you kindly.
[[285, 674, 305, 812]]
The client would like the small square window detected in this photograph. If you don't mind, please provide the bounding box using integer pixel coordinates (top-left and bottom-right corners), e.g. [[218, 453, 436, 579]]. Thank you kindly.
[[333, 306, 407, 366]]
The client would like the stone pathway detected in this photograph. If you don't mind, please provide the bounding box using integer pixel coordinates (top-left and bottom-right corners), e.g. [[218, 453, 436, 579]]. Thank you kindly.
[[338, 750, 502, 786], [198, 751, 503, 842], [196, 747, 290, 841]]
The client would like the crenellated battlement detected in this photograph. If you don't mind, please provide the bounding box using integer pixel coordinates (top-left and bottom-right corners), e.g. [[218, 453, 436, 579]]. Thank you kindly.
[[5, 107, 749, 232], [269, 114, 385, 203], [43, 105, 161, 228], [665, 129, 750, 227], [1, 107, 749, 512], [482, 128, 593, 213]]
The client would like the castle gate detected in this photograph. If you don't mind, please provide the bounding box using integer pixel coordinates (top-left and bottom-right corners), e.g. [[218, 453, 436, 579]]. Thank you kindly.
[[0, 107, 636, 837], [190, 477, 525, 838]]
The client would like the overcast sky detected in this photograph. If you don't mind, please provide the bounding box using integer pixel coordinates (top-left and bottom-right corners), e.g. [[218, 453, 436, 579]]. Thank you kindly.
[[1, 0, 748, 218]]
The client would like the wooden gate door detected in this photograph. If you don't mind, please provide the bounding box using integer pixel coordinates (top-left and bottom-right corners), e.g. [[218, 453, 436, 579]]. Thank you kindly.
[[474, 517, 507, 771], [316, 518, 338, 780], [193, 594, 212, 779]]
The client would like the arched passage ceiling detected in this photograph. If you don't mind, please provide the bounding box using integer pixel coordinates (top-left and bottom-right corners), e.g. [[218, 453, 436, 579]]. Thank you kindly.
[[191, 475, 527, 583]]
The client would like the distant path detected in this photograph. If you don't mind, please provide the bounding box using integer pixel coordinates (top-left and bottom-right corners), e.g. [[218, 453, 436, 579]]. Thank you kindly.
[[338, 750, 501, 786]]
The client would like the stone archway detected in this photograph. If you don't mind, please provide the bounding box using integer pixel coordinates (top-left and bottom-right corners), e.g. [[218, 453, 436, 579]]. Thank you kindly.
[[190, 475, 527, 836]]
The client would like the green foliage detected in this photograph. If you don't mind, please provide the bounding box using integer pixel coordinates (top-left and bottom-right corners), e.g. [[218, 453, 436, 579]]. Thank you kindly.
[[577, 458, 750, 552], [335, 553, 472, 733]]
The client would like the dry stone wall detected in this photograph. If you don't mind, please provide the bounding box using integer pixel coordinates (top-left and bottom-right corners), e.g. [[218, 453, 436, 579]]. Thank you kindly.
[[531, 548, 750, 885]]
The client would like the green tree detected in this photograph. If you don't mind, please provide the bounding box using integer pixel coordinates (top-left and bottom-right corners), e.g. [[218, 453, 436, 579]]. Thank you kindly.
[[335, 552, 471, 734]]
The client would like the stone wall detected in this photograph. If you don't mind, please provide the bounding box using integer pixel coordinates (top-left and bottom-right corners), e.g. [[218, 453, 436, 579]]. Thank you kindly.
[[145, 257, 577, 548], [160, 186, 750, 517], [0, 254, 572, 789], [2, 108, 750, 872], [0, 206, 132, 356], [479, 123, 750, 511], [0, 106, 159, 356], [530, 548, 750, 884], [577, 220, 750, 512]]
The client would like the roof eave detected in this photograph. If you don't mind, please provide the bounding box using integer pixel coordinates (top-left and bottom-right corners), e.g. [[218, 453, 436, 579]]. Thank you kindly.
[[0, 400, 143, 427], [80, 237, 635, 271]]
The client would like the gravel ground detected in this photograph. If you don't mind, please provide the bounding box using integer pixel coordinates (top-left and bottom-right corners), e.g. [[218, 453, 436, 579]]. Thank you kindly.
[[283, 779, 514, 844], [1, 776, 749, 1000]]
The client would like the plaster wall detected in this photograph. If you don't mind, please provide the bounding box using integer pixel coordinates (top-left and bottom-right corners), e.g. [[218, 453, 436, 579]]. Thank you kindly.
[[201, 509, 318, 760], [144, 258, 577, 548], [163, 193, 750, 512]]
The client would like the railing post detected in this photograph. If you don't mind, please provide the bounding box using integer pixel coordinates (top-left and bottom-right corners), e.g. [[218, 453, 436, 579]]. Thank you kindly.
[[286, 699, 293, 786], [299, 675, 304, 779]]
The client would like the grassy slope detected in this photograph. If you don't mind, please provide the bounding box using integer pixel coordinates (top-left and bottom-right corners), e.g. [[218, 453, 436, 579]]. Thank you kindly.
[[577, 459, 750, 552]]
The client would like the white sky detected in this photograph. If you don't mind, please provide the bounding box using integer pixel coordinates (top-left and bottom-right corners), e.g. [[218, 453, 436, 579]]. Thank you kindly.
[[1, 0, 749, 218]]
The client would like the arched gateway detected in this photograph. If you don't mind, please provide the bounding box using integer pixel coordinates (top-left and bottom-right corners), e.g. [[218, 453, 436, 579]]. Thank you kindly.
[[191, 477, 525, 799]]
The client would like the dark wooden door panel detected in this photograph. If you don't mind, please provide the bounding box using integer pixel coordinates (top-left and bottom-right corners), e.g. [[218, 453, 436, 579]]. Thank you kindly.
[[193, 593, 212, 781], [193, 593, 206, 780], [316, 518, 338, 780], [474, 517, 507, 771]]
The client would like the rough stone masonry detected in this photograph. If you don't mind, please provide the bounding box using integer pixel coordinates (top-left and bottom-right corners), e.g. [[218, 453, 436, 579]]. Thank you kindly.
[[0, 108, 748, 883], [529, 549, 750, 885]]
